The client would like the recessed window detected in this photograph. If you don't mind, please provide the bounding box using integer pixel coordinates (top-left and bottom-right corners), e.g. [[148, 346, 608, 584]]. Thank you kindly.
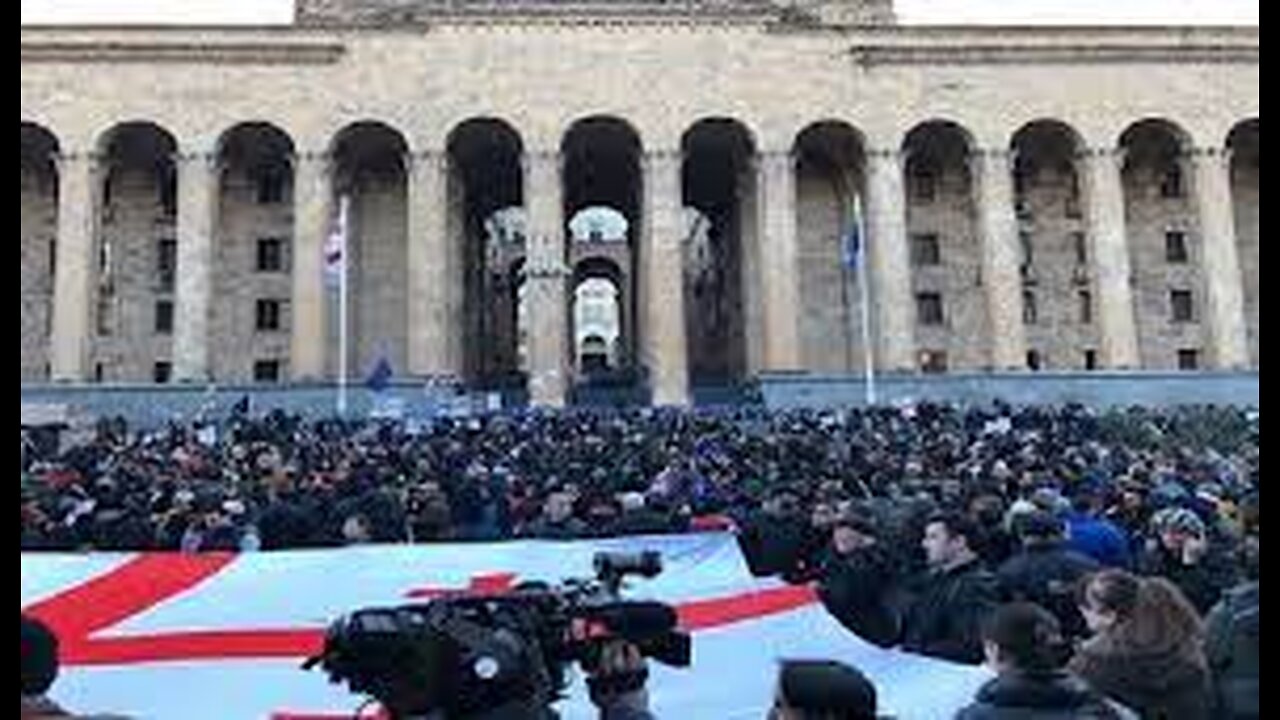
[[916, 293, 944, 326]]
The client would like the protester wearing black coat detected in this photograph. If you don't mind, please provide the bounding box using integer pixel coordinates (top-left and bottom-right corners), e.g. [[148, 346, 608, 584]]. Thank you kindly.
[[1205, 581, 1259, 720], [955, 670, 1137, 720], [817, 530, 902, 648], [900, 556, 1001, 664], [998, 514, 1101, 639]]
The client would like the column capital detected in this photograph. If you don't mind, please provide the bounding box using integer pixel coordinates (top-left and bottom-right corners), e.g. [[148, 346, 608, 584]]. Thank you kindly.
[[1075, 146, 1128, 167], [968, 147, 1018, 174], [52, 150, 102, 172], [526, 262, 570, 279], [172, 150, 219, 166], [757, 148, 798, 164], [865, 147, 910, 166], [642, 148, 683, 166], [403, 149, 447, 173], [522, 149, 563, 164], [287, 151, 336, 175], [1185, 145, 1233, 166]]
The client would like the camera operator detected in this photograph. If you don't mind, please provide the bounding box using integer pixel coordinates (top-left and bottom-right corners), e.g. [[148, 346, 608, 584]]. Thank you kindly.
[[584, 641, 657, 720]]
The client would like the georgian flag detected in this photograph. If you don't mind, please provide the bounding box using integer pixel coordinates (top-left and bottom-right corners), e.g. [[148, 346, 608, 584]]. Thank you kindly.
[[323, 195, 350, 285]]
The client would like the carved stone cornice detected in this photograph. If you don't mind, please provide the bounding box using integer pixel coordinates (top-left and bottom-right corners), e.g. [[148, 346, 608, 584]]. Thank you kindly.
[[21, 41, 346, 65], [847, 42, 1256, 67]]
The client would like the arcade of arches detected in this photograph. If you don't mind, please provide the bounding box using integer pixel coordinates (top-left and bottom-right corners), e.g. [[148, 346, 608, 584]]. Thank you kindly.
[[20, 115, 1260, 405]]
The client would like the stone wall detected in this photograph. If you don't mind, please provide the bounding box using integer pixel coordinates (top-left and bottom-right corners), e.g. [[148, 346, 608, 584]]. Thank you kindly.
[[1124, 164, 1205, 369], [20, 166, 55, 381], [1232, 154, 1259, 367], [93, 167, 175, 382], [907, 162, 987, 371], [1020, 161, 1098, 369], [760, 370, 1260, 409], [351, 174, 410, 375], [212, 167, 295, 381]]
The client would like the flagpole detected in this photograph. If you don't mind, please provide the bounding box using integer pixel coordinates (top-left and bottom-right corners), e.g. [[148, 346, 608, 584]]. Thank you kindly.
[[337, 194, 351, 418], [854, 193, 877, 407]]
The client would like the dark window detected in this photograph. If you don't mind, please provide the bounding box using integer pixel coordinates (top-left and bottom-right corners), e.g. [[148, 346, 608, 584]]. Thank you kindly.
[[1084, 350, 1098, 370], [154, 300, 174, 335], [916, 293, 944, 326], [158, 166, 177, 218], [1178, 349, 1200, 371], [96, 294, 112, 336], [1165, 231, 1189, 263], [256, 167, 287, 205], [1020, 232, 1034, 266], [94, 363, 105, 383], [253, 360, 282, 383], [1027, 350, 1043, 371], [1072, 232, 1088, 265], [1078, 290, 1093, 324], [257, 238, 286, 273], [920, 350, 948, 374], [911, 234, 942, 266], [256, 299, 283, 332], [1171, 290, 1195, 323], [48, 238, 57, 280], [153, 361, 172, 384], [911, 168, 937, 203], [1160, 165, 1184, 198], [1023, 291, 1038, 325], [157, 238, 177, 292]]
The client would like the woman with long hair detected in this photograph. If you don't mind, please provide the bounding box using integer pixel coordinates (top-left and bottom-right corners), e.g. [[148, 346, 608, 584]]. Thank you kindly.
[[1070, 569, 1212, 719]]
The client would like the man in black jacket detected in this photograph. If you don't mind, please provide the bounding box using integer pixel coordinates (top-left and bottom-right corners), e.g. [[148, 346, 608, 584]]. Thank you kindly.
[[899, 512, 1000, 664], [956, 603, 1136, 719], [816, 515, 901, 648], [998, 510, 1100, 640]]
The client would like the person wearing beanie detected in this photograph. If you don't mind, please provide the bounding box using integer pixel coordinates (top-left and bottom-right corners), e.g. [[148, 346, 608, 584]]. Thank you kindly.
[[997, 511, 1101, 640], [1137, 507, 1237, 614]]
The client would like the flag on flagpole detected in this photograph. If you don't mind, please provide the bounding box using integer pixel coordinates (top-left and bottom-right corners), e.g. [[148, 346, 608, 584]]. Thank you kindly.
[[842, 200, 863, 270], [324, 195, 350, 286], [365, 356, 394, 393]]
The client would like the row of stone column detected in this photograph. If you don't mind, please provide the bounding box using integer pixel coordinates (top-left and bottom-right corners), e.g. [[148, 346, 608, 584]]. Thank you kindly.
[[45, 143, 1250, 406], [865, 144, 1250, 378]]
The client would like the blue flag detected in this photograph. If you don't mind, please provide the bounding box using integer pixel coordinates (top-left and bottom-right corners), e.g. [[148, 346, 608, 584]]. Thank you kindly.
[[842, 223, 862, 270], [365, 356, 394, 393]]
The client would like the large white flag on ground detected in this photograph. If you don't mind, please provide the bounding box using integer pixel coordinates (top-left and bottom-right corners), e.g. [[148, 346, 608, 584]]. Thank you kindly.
[[21, 534, 989, 719]]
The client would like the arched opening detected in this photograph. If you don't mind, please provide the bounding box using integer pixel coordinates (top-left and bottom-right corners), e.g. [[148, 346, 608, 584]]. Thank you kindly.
[[1010, 119, 1091, 371], [448, 118, 525, 388], [902, 120, 980, 372], [21, 123, 60, 381], [793, 120, 868, 373], [573, 273, 623, 377], [214, 122, 296, 383], [562, 117, 642, 391], [681, 118, 755, 383], [329, 121, 411, 379], [94, 121, 180, 383], [1119, 118, 1201, 370], [1227, 118, 1259, 367]]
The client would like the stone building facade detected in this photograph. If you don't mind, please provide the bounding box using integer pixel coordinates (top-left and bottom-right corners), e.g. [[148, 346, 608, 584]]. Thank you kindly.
[[19, 0, 1259, 405]]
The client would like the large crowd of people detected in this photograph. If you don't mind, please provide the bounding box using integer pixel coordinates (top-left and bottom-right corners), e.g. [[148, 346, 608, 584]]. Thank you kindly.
[[21, 402, 1259, 718]]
